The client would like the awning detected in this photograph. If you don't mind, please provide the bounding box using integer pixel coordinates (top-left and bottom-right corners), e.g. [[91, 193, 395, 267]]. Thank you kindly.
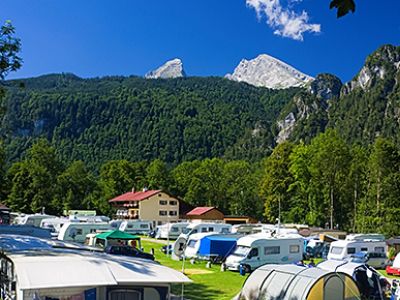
[[95, 230, 140, 240]]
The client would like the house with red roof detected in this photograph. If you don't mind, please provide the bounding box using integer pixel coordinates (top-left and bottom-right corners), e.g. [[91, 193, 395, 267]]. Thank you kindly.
[[109, 189, 180, 226], [186, 206, 224, 221]]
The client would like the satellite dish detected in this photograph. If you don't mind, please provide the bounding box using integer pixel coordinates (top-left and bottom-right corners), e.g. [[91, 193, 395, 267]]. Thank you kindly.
[[173, 236, 187, 257]]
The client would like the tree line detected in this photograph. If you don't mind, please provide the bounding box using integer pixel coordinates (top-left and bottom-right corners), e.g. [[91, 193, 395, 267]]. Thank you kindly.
[[2, 130, 400, 237]]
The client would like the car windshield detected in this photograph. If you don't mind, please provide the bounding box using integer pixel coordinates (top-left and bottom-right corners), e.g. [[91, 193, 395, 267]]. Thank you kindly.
[[233, 246, 251, 257]]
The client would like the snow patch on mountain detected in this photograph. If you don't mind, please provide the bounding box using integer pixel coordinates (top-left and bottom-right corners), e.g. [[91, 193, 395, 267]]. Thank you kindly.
[[226, 54, 313, 89]]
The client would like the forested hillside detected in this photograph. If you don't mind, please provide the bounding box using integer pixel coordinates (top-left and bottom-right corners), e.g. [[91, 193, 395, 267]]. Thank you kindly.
[[1, 75, 297, 169]]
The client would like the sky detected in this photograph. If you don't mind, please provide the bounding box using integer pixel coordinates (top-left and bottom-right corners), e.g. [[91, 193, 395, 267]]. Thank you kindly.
[[2, 0, 400, 82]]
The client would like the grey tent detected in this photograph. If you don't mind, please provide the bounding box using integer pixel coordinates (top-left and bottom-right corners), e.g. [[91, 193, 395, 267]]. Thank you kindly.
[[234, 264, 361, 300]]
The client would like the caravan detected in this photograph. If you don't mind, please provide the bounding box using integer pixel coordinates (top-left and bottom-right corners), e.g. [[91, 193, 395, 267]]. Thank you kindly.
[[180, 222, 232, 240], [57, 222, 111, 243], [155, 222, 189, 239], [225, 233, 304, 272], [119, 220, 152, 235], [13, 214, 55, 227], [327, 234, 387, 268]]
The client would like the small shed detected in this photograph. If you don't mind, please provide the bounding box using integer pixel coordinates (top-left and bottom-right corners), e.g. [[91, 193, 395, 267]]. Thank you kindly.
[[186, 207, 224, 221], [95, 230, 141, 248], [234, 264, 361, 300]]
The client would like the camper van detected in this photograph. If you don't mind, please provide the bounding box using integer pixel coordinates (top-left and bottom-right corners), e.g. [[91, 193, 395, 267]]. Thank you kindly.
[[119, 220, 152, 235], [327, 234, 387, 268], [225, 233, 304, 272], [155, 222, 189, 239], [179, 222, 232, 240], [57, 222, 111, 243]]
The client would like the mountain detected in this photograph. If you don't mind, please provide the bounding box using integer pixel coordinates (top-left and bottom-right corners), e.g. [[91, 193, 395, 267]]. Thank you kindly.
[[276, 44, 400, 145], [145, 58, 186, 79], [226, 54, 314, 89]]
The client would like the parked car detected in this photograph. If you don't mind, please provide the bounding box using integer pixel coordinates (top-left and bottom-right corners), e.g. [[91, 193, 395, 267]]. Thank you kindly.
[[104, 245, 155, 260]]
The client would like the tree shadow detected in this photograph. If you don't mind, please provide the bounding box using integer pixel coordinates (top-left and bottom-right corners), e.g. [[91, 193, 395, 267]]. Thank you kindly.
[[171, 282, 223, 300]]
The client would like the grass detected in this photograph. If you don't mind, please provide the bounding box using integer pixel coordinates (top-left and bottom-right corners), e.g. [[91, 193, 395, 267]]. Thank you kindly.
[[141, 239, 247, 300], [141, 239, 400, 299]]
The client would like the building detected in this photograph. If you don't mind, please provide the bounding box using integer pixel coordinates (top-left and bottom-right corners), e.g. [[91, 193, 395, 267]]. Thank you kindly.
[[109, 189, 180, 226], [0, 203, 10, 224], [223, 215, 258, 225], [186, 207, 224, 221]]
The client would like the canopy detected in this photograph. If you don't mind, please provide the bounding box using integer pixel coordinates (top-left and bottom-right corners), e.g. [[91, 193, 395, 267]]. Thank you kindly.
[[96, 230, 140, 240], [198, 235, 237, 257]]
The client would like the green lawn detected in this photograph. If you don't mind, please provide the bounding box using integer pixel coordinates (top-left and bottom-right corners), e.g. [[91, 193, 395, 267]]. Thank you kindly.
[[141, 239, 247, 300]]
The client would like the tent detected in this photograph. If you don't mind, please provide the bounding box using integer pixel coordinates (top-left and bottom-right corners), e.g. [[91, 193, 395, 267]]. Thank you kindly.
[[197, 235, 237, 262], [233, 264, 361, 300], [95, 230, 141, 248]]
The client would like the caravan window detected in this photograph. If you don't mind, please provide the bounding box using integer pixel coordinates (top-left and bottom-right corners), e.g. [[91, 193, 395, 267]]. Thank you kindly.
[[201, 228, 208, 233], [330, 246, 344, 254], [375, 247, 385, 253], [89, 228, 96, 233], [208, 227, 214, 232], [221, 227, 230, 233], [347, 247, 356, 254], [140, 224, 149, 229], [127, 224, 133, 229], [289, 245, 300, 253], [187, 240, 197, 248], [264, 246, 280, 255], [361, 247, 368, 252], [171, 227, 179, 232]]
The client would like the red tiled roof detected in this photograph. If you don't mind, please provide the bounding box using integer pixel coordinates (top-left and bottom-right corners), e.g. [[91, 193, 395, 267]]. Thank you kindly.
[[0, 203, 10, 210], [109, 190, 161, 203], [186, 207, 216, 216]]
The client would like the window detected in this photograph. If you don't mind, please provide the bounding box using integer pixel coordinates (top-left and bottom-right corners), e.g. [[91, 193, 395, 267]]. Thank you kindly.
[[347, 247, 356, 254], [248, 248, 259, 258], [361, 247, 368, 252], [221, 227, 230, 233], [187, 240, 197, 248], [290, 245, 300, 253], [140, 224, 149, 229], [127, 224, 133, 229], [264, 246, 280, 255], [159, 200, 167, 205], [208, 227, 214, 232], [76, 229, 83, 235], [374, 247, 385, 253], [330, 246, 344, 255], [169, 211, 177, 216], [159, 210, 167, 216], [169, 200, 177, 205], [201, 228, 208, 233]]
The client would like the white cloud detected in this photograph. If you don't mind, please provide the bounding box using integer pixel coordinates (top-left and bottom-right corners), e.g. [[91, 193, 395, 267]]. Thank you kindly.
[[246, 0, 321, 41]]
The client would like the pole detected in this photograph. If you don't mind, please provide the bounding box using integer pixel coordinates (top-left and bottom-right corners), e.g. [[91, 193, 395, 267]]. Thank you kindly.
[[167, 215, 170, 257], [277, 196, 281, 235]]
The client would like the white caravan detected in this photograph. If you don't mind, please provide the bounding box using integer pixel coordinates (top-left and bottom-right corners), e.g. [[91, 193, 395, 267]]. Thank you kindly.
[[183, 232, 216, 258], [179, 222, 232, 240], [57, 222, 111, 243], [40, 217, 69, 237], [327, 234, 387, 267], [155, 222, 189, 239], [225, 233, 304, 272], [13, 214, 55, 227], [119, 220, 152, 235]]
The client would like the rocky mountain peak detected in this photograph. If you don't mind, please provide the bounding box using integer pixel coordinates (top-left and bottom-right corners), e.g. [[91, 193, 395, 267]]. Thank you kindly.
[[225, 54, 313, 89], [308, 73, 342, 100], [145, 58, 186, 79], [342, 44, 400, 95]]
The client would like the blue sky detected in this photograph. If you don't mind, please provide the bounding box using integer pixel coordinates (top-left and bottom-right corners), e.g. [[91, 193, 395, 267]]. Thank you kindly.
[[2, 0, 400, 82]]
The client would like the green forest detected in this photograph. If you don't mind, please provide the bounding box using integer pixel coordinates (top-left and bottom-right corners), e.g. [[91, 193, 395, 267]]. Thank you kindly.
[[1, 22, 400, 237]]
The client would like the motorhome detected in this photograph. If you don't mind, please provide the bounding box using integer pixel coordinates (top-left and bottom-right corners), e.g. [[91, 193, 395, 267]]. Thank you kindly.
[[0, 235, 190, 300], [155, 222, 189, 239], [58, 222, 111, 243], [327, 234, 387, 268], [119, 220, 152, 235], [225, 233, 304, 272]]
